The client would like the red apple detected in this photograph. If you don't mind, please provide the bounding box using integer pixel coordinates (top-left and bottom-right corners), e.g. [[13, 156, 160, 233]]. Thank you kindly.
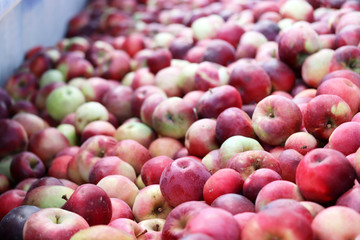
[[328, 122, 360, 156], [277, 149, 303, 183], [110, 199, 134, 221], [10, 152, 46, 183], [0, 119, 28, 158], [211, 193, 255, 215], [329, 45, 360, 74], [148, 137, 183, 159], [0, 189, 26, 220], [141, 156, 173, 186]]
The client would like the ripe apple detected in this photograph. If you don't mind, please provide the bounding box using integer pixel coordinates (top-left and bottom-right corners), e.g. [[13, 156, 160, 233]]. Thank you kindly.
[[147, 48, 172, 74], [12, 112, 49, 138], [284, 132, 318, 155], [74, 102, 109, 133], [201, 149, 221, 174], [137, 218, 165, 240], [328, 122, 360, 156], [155, 66, 182, 97], [277, 149, 303, 183], [148, 137, 183, 159], [69, 225, 135, 240], [329, 45, 360, 74], [336, 185, 360, 213], [194, 61, 229, 91], [114, 121, 156, 148], [140, 156, 173, 186], [110, 199, 134, 221], [211, 193, 255, 215], [131, 85, 166, 118], [0, 119, 28, 159], [0, 189, 26, 220], [4, 72, 37, 101], [10, 151, 46, 183]]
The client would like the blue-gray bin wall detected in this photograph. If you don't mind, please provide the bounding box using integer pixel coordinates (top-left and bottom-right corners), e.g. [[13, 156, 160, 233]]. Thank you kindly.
[[0, 0, 88, 86]]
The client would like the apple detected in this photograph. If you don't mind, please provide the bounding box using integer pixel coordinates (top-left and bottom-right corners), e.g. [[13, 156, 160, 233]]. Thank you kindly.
[[201, 149, 221, 174], [243, 168, 282, 202], [114, 121, 156, 148], [194, 61, 229, 92], [10, 151, 46, 183], [140, 93, 167, 128], [79, 77, 115, 103], [56, 53, 94, 81], [22, 208, 89, 240], [137, 218, 165, 240], [4, 72, 37, 101], [280, 0, 314, 22], [141, 156, 173, 186], [39, 69, 65, 88], [160, 157, 211, 207], [110, 199, 134, 221], [12, 112, 49, 138], [211, 193, 255, 215], [96, 175, 139, 208], [155, 66, 182, 97], [62, 184, 112, 226], [125, 68, 155, 90], [0, 189, 26, 220], [277, 149, 303, 183], [304, 94, 352, 140], [26, 176, 64, 193], [322, 69, 360, 88], [177, 63, 199, 95], [147, 48, 172, 74], [296, 148, 356, 204], [191, 14, 224, 41], [86, 40, 114, 67], [148, 137, 183, 159], [299, 201, 325, 218], [336, 185, 360, 213], [108, 218, 144, 238], [74, 101, 109, 134], [69, 225, 135, 240], [0, 119, 28, 158], [284, 132, 318, 155], [202, 39, 236, 66], [329, 45, 360, 74], [312, 206, 360, 240], [0, 205, 41, 240], [131, 85, 166, 118], [169, 37, 194, 60], [328, 122, 360, 156], [57, 124, 79, 146], [96, 50, 131, 81]]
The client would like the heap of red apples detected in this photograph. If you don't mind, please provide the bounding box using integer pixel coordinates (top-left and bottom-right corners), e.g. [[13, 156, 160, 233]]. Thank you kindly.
[[1, 0, 360, 239]]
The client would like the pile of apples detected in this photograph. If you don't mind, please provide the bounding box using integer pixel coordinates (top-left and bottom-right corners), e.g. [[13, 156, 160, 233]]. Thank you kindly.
[[1, 0, 360, 239]]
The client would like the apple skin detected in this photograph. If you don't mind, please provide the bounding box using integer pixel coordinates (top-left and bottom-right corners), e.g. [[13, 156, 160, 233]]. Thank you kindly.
[[202, 39, 236, 66], [56, 53, 94, 81], [0, 119, 28, 159], [0, 189, 26, 221], [88, 156, 136, 184], [194, 61, 229, 92], [0, 205, 41, 240], [12, 112, 49, 138], [183, 207, 240, 240], [5, 72, 38, 101], [243, 168, 282, 202], [241, 206, 313, 240], [336, 185, 360, 213], [252, 95, 302, 146], [96, 175, 139, 208], [22, 185, 74, 209], [321, 69, 360, 89], [329, 45, 360, 74], [140, 93, 167, 128], [328, 122, 360, 156], [303, 94, 352, 140], [74, 101, 109, 134], [312, 206, 360, 240], [131, 85, 166, 118], [108, 218, 144, 238], [284, 132, 318, 156], [185, 119, 219, 158], [14, 178, 42, 192], [96, 50, 131, 81], [335, 25, 360, 48], [226, 150, 282, 181], [147, 48, 172, 74], [160, 157, 211, 207], [62, 183, 112, 226], [255, 180, 304, 212], [10, 151, 46, 183], [196, 85, 242, 119], [203, 168, 244, 205], [114, 121, 156, 148], [152, 97, 198, 139], [141, 156, 173, 186], [110, 199, 134, 221], [0, 174, 10, 194], [211, 193, 255, 215], [299, 201, 325, 218], [148, 137, 183, 159], [48, 153, 72, 180], [296, 148, 356, 204], [277, 149, 303, 183], [137, 218, 165, 240], [132, 184, 173, 222], [22, 208, 89, 240], [26, 176, 64, 193], [228, 61, 271, 104]]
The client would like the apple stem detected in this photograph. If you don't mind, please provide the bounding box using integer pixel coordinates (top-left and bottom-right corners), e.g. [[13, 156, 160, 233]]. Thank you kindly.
[[136, 229, 148, 238], [62, 194, 68, 201]]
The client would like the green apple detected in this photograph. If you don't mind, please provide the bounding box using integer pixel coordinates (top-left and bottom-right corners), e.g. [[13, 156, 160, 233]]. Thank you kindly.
[[57, 124, 79, 146], [39, 69, 65, 88]]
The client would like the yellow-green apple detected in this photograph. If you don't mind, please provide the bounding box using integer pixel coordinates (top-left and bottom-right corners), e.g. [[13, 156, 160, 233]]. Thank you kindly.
[[74, 102, 109, 134], [147, 48, 172, 74], [336, 185, 360, 213], [110, 199, 133, 221], [229, 61, 271, 104], [96, 50, 131, 81], [69, 225, 135, 240], [183, 207, 240, 240], [191, 14, 224, 41], [278, 23, 321, 69], [328, 122, 360, 155], [303, 94, 352, 140], [185, 119, 218, 158], [148, 137, 183, 158], [152, 97, 197, 139], [277, 149, 303, 183], [140, 156, 173, 186], [110, 139, 151, 175], [62, 184, 112, 226], [329, 45, 360, 74], [96, 175, 139, 208], [131, 85, 166, 118], [0, 189, 26, 220], [255, 180, 304, 211], [0, 205, 41, 240], [75, 135, 118, 182], [160, 157, 211, 207], [22, 185, 74, 208], [12, 112, 49, 138], [312, 206, 360, 240], [28, 127, 70, 168], [280, 0, 314, 22], [140, 93, 167, 128], [203, 168, 244, 205], [284, 132, 318, 155], [114, 121, 155, 148], [101, 85, 133, 124], [201, 149, 221, 174], [155, 66, 182, 97], [48, 155, 73, 179], [211, 193, 255, 215], [296, 148, 356, 204], [252, 95, 303, 146], [243, 168, 282, 202], [177, 63, 199, 94], [57, 124, 79, 146], [194, 61, 229, 91], [22, 208, 89, 240], [0, 119, 28, 158], [39, 69, 65, 88], [218, 135, 264, 168], [242, 206, 313, 240], [10, 152, 45, 183], [88, 156, 136, 184], [81, 120, 116, 143], [132, 184, 173, 222], [215, 107, 254, 144], [4, 72, 37, 101], [226, 150, 282, 180], [301, 49, 334, 88], [137, 218, 165, 240], [196, 85, 242, 119]]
